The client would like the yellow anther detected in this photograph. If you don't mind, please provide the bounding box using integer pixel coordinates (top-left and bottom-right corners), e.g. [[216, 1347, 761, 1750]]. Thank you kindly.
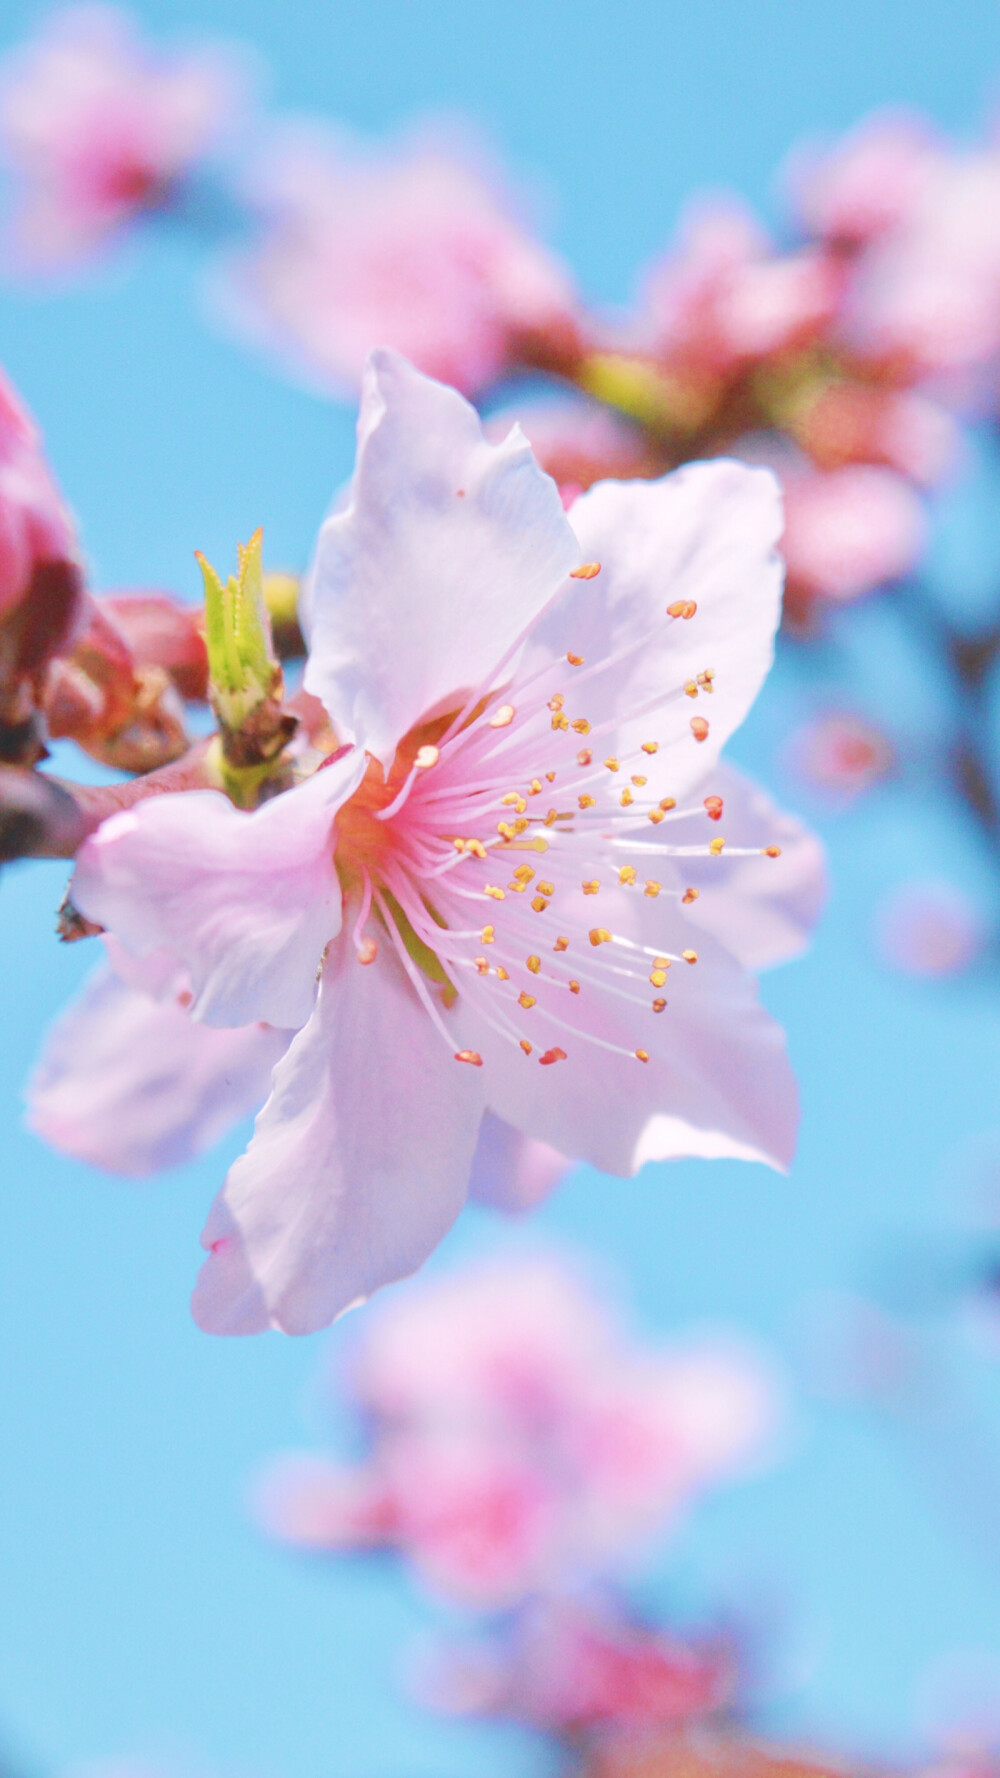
[[648, 809, 665, 825], [690, 716, 710, 742], [357, 938, 378, 965], [513, 818, 530, 835], [481, 925, 495, 943], [618, 865, 637, 886], [635, 1049, 650, 1063], [414, 744, 440, 769], [764, 845, 782, 858], [641, 741, 659, 755], [582, 879, 600, 895], [489, 704, 515, 727], [620, 787, 633, 807], [652, 998, 667, 1012], [538, 881, 554, 897], [682, 949, 698, 964], [452, 838, 466, 852], [589, 927, 613, 946], [650, 969, 668, 989], [667, 599, 697, 619], [545, 770, 557, 782], [513, 864, 535, 882], [501, 791, 522, 807], [526, 955, 541, 974], [577, 747, 593, 765], [644, 880, 661, 898], [454, 1049, 483, 1065], [572, 718, 591, 734], [569, 979, 581, 994], [531, 895, 549, 913], [508, 880, 528, 893], [709, 836, 725, 855], [697, 669, 715, 691], [497, 821, 516, 841], [578, 793, 596, 810], [528, 779, 542, 796], [659, 797, 676, 812], [653, 956, 669, 969], [548, 693, 565, 712], [485, 885, 505, 900], [474, 957, 489, 975], [520, 1039, 533, 1055], [604, 756, 620, 772], [465, 839, 487, 859], [567, 652, 585, 666], [543, 808, 559, 826], [518, 991, 536, 1010], [682, 886, 700, 903], [631, 774, 647, 787], [554, 936, 570, 952], [570, 561, 602, 579], [551, 711, 570, 731], [684, 681, 698, 698], [496, 965, 510, 981]]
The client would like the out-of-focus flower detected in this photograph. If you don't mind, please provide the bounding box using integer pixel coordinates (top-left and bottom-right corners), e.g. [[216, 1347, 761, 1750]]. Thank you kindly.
[[0, 364, 83, 760], [788, 381, 959, 487], [787, 110, 941, 249], [63, 352, 822, 1334], [585, 1728, 852, 1777], [44, 596, 190, 771], [220, 127, 580, 398], [788, 712, 894, 800], [876, 879, 985, 977], [0, 5, 243, 273], [780, 463, 926, 608], [253, 1254, 779, 1603], [640, 200, 843, 384], [422, 1595, 732, 1732]]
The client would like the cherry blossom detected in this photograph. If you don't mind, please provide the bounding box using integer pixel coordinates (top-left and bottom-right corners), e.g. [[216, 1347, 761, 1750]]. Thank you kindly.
[[219, 127, 579, 398], [66, 350, 822, 1335], [0, 364, 83, 752], [781, 463, 926, 606], [0, 5, 242, 272], [876, 880, 985, 978], [253, 1255, 779, 1603]]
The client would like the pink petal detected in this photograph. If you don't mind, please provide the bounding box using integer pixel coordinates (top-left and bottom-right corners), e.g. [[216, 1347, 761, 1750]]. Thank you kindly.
[[71, 748, 365, 1030], [467, 1111, 572, 1214], [523, 459, 784, 799], [192, 939, 486, 1336], [26, 958, 287, 1177], [304, 349, 579, 770]]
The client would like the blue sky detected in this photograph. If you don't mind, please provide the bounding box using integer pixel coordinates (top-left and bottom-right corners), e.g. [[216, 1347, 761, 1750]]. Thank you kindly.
[[3, 2, 1000, 1775]]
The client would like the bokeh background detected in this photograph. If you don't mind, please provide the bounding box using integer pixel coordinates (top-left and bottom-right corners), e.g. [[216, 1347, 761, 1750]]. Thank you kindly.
[[4, 1, 1000, 1773]]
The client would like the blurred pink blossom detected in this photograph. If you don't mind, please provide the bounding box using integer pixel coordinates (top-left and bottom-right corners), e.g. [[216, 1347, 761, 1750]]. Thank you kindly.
[[787, 110, 942, 248], [422, 1594, 731, 1732], [221, 128, 580, 397], [789, 712, 894, 799], [0, 5, 243, 272], [781, 463, 927, 605], [640, 200, 843, 379], [876, 880, 986, 978], [253, 1254, 780, 1605], [487, 399, 652, 507]]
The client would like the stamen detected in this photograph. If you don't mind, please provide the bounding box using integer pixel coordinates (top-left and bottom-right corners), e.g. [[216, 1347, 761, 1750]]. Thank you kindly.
[[357, 938, 378, 966], [554, 936, 569, 951], [518, 991, 536, 1010], [570, 562, 601, 579], [635, 1049, 650, 1063], [567, 653, 585, 666], [652, 998, 667, 1012], [455, 1050, 483, 1066], [539, 1047, 567, 1065], [415, 745, 440, 769], [582, 880, 600, 895], [682, 950, 698, 964], [682, 887, 699, 903], [667, 599, 697, 619], [526, 955, 541, 974], [690, 717, 710, 742], [520, 1039, 533, 1055], [489, 704, 516, 727], [619, 866, 637, 885], [709, 836, 725, 854], [704, 796, 723, 820], [589, 928, 613, 946]]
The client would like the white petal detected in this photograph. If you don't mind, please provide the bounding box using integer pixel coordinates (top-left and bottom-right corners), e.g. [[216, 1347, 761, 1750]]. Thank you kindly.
[[26, 962, 287, 1177], [522, 460, 784, 798], [674, 763, 827, 969], [71, 750, 365, 1030], [467, 1111, 572, 1214], [452, 899, 797, 1176], [192, 939, 486, 1336], [305, 349, 579, 768]]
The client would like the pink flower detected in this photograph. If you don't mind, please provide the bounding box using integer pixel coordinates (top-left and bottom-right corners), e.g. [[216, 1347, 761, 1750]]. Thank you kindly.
[[0, 6, 242, 273], [781, 463, 927, 604], [787, 110, 941, 248], [220, 127, 579, 398], [486, 399, 652, 508], [253, 1254, 779, 1603], [876, 880, 985, 977], [423, 1595, 731, 1731], [789, 712, 894, 800], [640, 200, 842, 380], [68, 351, 822, 1335], [0, 364, 83, 747]]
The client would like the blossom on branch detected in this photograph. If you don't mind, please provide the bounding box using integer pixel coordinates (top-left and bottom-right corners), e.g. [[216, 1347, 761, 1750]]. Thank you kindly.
[[56, 351, 821, 1335]]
